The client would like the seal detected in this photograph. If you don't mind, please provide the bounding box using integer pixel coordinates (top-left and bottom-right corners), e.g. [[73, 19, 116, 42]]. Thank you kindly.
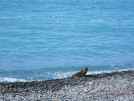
[[72, 68, 88, 79]]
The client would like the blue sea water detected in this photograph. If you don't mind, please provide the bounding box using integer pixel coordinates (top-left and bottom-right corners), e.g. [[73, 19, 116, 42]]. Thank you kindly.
[[0, 0, 134, 81]]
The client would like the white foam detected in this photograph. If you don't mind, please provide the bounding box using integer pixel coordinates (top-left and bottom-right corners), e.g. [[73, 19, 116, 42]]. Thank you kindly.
[[51, 71, 76, 79], [87, 68, 134, 75], [0, 77, 27, 82], [0, 68, 133, 82], [53, 68, 134, 79]]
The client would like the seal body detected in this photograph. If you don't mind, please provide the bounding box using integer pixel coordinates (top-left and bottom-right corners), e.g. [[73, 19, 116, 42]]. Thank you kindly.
[[72, 68, 88, 79]]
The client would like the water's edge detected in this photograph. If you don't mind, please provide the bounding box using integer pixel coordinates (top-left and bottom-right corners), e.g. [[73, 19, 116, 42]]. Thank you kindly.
[[0, 68, 134, 82], [0, 69, 133, 88]]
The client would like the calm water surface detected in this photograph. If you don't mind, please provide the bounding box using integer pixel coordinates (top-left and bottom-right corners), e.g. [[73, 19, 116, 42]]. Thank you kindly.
[[0, 0, 134, 80]]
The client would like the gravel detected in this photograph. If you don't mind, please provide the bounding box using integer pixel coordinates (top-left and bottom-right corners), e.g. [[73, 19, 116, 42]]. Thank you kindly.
[[0, 70, 134, 101]]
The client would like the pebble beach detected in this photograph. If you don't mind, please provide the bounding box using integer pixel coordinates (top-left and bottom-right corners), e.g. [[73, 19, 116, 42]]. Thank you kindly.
[[0, 70, 134, 101]]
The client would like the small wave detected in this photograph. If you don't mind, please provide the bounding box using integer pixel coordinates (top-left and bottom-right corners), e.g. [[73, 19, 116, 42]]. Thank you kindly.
[[0, 68, 133, 82], [88, 68, 134, 75], [0, 77, 27, 82], [52, 71, 76, 79], [45, 68, 134, 79]]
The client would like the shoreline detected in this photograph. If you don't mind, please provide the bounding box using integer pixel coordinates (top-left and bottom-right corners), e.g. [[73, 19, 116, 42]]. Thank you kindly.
[[0, 69, 134, 101], [0, 68, 134, 82]]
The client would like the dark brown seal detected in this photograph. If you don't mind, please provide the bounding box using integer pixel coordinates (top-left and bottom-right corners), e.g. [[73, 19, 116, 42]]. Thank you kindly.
[[72, 68, 88, 79]]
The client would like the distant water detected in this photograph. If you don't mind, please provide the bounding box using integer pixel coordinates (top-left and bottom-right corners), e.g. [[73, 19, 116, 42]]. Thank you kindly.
[[0, 0, 134, 81]]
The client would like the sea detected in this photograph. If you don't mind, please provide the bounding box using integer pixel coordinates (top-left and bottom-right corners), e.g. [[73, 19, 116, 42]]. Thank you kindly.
[[0, 0, 134, 82]]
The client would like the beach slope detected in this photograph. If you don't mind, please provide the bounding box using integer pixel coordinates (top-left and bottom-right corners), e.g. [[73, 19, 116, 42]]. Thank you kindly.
[[0, 70, 134, 101]]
